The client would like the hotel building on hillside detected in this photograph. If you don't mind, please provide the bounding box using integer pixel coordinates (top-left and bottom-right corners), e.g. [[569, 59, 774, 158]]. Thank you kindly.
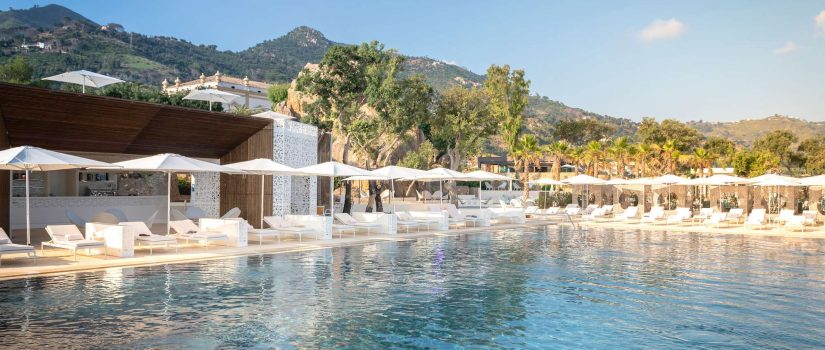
[[162, 71, 273, 110]]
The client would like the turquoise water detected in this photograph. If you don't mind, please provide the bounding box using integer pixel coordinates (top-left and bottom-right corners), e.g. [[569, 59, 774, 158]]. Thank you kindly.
[[0, 226, 824, 349]]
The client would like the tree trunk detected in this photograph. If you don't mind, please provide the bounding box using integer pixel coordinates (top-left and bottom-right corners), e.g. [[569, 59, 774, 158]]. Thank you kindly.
[[373, 181, 383, 212], [522, 163, 530, 200], [552, 155, 560, 180]]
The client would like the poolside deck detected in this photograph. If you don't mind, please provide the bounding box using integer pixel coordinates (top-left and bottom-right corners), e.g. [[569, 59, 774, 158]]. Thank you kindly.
[[0, 221, 552, 281], [2, 217, 824, 281]]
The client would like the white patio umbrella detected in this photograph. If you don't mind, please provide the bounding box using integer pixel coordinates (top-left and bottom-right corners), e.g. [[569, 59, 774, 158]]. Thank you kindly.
[[297, 161, 374, 215], [344, 166, 423, 212], [113, 154, 242, 234], [528, 177, 564, 208], [797, 175, 825, 186], [652, 174, 689, 209], [752, 177, 801, 214], [404, 167, 474, 205], [224, 158, 304, 228], [466, 170, 514, 209], [562, 174, 606, 207], [252, 111, 295, 120], [683, 174, 749, 211], [0, 146, 117, 244], [183, 89, 241, 111], [42, 70, 124, 93]]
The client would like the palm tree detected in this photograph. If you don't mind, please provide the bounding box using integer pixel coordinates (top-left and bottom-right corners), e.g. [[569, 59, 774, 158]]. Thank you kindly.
[[513, 134, 543, 199], [635, 143, 654, 177], [584, 141, 604, 177], [569, 147, 585, 176], [545, 140, 569, 181], [693, 148, 715, 177], [661, 140, 678, 174], [608, 136, 630, 178]]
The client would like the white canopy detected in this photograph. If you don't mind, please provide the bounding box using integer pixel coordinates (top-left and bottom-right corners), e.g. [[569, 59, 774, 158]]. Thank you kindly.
[[529, 178, 564, 185], [347, 165, 424, 180], [0, 146, 118, 244], [252, 111, 295, 120], [405, 167, 474, 181], [115, 153, 239, 173], [797, 175, 825, 186], [183, 89, 241, 110], [562, 174, 606, 185], [752, 177, 801, 187], [625, 177, 657, 185], [115, 153, 242, 234], [465, 170, 512, 181], [746, 173, 797, 184], [603, 178, 631, 185], [653, 174, 689, 185], [224, 158, 300, 175], [684, 174, 749, 186], [298, 161, 374, 214], [297, 161, 374, 177], [42, 70, 124, 93], [224, 158, 302, 228], [0, 146, 115, 171]]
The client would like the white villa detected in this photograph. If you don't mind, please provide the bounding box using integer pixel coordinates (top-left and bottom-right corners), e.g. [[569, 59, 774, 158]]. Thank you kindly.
[[162, 71, 272, 110]]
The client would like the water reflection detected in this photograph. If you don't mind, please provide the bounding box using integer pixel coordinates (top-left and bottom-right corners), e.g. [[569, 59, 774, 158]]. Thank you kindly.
[[0, 227, 823, 349]]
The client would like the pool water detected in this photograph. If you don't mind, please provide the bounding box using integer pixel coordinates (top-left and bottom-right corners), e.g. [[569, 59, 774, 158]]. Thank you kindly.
[[1, 226, 824, 349]]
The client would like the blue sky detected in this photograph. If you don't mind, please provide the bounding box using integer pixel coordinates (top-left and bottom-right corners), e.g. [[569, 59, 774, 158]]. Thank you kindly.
[[8, 0, 825, 122]]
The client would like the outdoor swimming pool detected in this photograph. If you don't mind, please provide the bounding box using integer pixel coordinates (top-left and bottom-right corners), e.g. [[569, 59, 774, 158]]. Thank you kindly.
[[0, 226, 824, 349]]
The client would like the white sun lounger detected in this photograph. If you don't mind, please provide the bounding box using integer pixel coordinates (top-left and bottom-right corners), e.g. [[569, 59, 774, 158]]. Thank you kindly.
[[334, 213, 382, 235], [0, 229, 36, 266], [666, 207, 692, 225], [397, 211, 439, 230], [784, 215, 806, 232], [692, 208, 714, 225], [613, 206, 639, 222], [743, 209, 766, 229], [120, 221, 177, 254], [169, 220, 228, 248], [640, 207, 665, 224], [43, 224, 106, 261], [243, 220, 283, 245], [265, 216, 316, 241], [725, 208, 745, 224], [445, 204, 483, 227], [704, 212, 728, 228]]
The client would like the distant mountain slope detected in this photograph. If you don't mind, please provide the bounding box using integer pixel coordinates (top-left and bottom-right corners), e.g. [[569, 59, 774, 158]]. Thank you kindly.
[[0, 4, 95, 30], [688, 115, 825, 146]]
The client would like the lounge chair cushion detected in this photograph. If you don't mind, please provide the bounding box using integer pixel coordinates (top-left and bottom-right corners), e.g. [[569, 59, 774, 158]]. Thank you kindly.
[[0, 243, 34, 252], [0, 238, 9, 245], [136, 235, 176, 242]]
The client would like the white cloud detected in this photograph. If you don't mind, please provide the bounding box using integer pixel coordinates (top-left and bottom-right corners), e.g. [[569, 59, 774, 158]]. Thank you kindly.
[[639, 18, 685, 42], [816, 10, 825, 31], [773, 41, 797, 54]]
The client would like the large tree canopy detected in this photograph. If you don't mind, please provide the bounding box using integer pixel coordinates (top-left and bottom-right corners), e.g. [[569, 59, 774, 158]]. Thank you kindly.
[[484, 64, 530, 160], [636, 117, 703, 152]]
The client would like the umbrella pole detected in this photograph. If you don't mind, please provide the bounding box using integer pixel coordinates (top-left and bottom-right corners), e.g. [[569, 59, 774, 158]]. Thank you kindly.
[[25, 169, 30, 245], [329, 176, 335, 217], [440, 181, 443, 206], [82, 76, 86, 94], [479, 180, 482, 210], [209, 101, 212, 111], [391, 178, 396, 213], [167, 172, 171, 235], [261, 174, 265, 228]]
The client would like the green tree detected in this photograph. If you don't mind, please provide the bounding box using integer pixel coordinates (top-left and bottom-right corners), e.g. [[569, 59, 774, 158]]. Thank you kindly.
[[703, 136, 735, 167], [553, 119, 616, 146], [607, 136, 631, 178], [545, 140, 570, 180], [583, 141, 604, 176], [752, 130, 799, 173], [398, 140, 437, 170], [0, 56, 34, 84], [797, 137, 825, 175], [513, 134, 542, 199], [568, 147, 585, 175], [430, 85, 495, 170], [636, 117, 703, 152], [693, 148, 715, 177], [296, 41, 406, 212], [732, 149, 780, 177], [484, 64, 530, 163], [266, 83, 289, 105]]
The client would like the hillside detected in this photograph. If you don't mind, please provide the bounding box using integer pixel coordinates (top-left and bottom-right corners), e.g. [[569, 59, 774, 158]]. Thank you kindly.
[[0, 4, 646, 156], [688, 115, 825, 146]]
